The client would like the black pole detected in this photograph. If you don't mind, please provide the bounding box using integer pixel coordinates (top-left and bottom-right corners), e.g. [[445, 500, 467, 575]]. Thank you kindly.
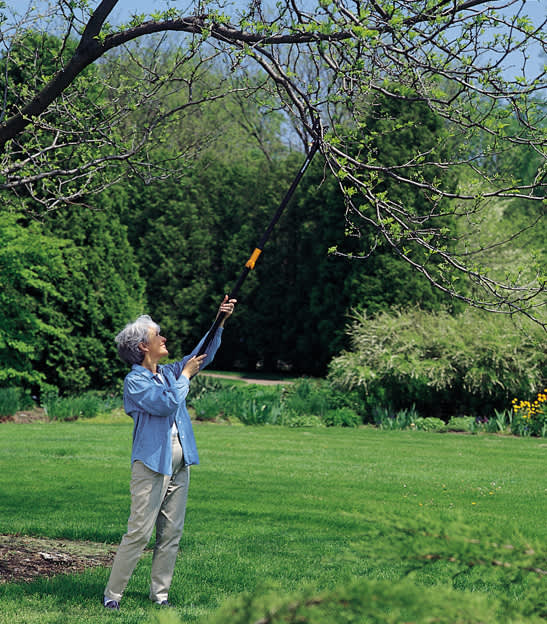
[[197, 130, 321, 357]]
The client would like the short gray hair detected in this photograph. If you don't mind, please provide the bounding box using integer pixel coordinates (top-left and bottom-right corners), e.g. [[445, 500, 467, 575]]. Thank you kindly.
[[115, 315, 160, 365]]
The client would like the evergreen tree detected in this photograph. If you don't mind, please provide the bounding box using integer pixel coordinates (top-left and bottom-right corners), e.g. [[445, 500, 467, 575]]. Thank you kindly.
[[0, 212, 70, 389], [40, 192, 146, 393]]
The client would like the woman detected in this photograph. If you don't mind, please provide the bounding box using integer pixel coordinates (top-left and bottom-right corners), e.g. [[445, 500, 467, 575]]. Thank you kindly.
[[103, 296, 236, 610]]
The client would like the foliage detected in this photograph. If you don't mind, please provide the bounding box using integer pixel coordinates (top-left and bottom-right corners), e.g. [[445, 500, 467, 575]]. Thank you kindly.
[[41, 390, 105, 421], [0, 387, 20, 418], [482, 409, 513, 434], [373, 405, 420, 430], [0, 212, 71, 388], [203, 578, 542, 624], [0, 30, 126, 205], [0, 30, 545, 391], [123, 154, 276, 361], [241, 151, 452, 374], [281, 378, 329, 419], [0, 387, 33, 417], [322, 407, 361, 428], [370, 403, 544, 437], [413, 417, 445, 432], [280, 411, 325, 428], [234, 391, 285, 426], [511, 389, 547, 437], [192, 385, 285, 425], [188, 377, 364, 427], [123, 137, 451, 376], [0, 1, 545, 328], [328, 306, 546, 420], [192, 388, 234, 422], [187, 375, 227, 400], [35, 194, 146, 395], [203, 517, 547, 624], [445, 416, 477, 433], [0, 32, 145, 397], [283, 378, 364, 419]]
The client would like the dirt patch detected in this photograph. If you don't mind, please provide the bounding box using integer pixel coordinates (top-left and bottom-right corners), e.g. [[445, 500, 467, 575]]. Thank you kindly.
[[0, 534, 116, 584], [0, 408, 48, 424]]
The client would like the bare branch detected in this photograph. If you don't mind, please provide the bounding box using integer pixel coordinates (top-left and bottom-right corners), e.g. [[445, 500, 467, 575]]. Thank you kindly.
[[0, 0, 545, 320]]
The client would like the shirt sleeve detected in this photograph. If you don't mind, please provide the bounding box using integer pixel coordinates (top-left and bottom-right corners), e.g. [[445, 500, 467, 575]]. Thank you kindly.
[[125, 373, 181, 417], [168, 326, 224, 380]]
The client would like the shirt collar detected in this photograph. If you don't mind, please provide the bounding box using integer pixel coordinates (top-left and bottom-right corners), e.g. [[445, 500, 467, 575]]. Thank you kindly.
[[131, 363, 158, 378]]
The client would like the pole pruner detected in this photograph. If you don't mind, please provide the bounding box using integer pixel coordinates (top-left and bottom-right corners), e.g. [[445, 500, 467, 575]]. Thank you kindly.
[[197, 124, 322, 357]]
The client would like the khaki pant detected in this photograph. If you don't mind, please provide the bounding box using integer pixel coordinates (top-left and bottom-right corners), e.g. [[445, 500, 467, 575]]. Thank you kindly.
[[104, 436, 189, 603]]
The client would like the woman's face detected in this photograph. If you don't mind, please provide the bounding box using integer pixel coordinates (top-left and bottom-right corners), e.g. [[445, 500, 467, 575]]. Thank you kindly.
[[143, 326, 168, 361]]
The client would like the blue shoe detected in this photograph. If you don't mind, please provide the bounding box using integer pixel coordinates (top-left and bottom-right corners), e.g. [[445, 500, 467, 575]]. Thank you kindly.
[[103, 596, 120, 610]]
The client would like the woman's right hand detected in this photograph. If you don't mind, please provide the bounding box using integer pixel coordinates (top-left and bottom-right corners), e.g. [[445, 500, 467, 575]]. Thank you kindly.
[[182, 354, 207, 379]]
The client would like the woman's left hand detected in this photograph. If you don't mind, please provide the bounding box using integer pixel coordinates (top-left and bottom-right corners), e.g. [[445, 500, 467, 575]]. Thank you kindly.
[[217, 295, 237, 326]]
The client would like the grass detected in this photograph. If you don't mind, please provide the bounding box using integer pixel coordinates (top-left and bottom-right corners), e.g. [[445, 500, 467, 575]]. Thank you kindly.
[[0, 420, 545, 623]]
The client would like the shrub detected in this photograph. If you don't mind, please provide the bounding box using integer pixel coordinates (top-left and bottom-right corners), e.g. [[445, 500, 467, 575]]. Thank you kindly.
[[413, 416, 445, 432], [203, 578, 503, 624], [188, 378, 366, 428], [445, 416, 476, 432], [280, 411, 324, 428], [216, 385, 284, 425], [42, 390, 103, 421], [96, 391, 123, 412], [281, 378, 330, 419], [281, 378, 365, 425], [236, 395, 283, 425], [0, 386, 33, 417], [188, 375, 227, 402], [188, 378, 243, 421], [192, 391, 227, 421], [328, 307, 545, 419], [149, 515, 546, 624], [190, 383, 285, 425], [323, 407, 361, 427]]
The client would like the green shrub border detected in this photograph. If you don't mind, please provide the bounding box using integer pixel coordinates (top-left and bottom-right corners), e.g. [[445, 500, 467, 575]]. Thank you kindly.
[[3, 375, 545, 437]]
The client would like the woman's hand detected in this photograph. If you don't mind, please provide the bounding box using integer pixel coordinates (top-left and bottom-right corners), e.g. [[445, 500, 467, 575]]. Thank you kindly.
[[216, 295, 237, 327], [182, 354, 207, 379]]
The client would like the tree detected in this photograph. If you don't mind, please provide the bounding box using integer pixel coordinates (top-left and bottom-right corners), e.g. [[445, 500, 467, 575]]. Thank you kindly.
[[39, 195, 146, 393], [0, 212, 70, 387], [0, 29, 148, 394], [246, 151, 454, 375], [0, 0, 545, 324], [0, 190, 145, 394]]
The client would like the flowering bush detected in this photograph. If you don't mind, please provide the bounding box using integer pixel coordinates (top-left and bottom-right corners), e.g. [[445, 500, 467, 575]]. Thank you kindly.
[[328, 307, 546, 420], [511, 389, 547, 437]]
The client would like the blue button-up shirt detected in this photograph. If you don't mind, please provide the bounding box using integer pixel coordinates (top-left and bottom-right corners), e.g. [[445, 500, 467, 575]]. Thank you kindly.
[[123, 327, 223, 475]]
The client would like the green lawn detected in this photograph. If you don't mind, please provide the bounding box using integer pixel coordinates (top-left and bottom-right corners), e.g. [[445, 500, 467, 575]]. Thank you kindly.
[[0, 420, 545, 623]]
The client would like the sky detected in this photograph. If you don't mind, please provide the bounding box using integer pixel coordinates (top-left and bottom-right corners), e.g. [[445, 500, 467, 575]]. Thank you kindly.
[[5, 0, 546, 78], [106, 0, 545, 26], [111, 0, 545, 76], [12, 0, 544, 27]]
